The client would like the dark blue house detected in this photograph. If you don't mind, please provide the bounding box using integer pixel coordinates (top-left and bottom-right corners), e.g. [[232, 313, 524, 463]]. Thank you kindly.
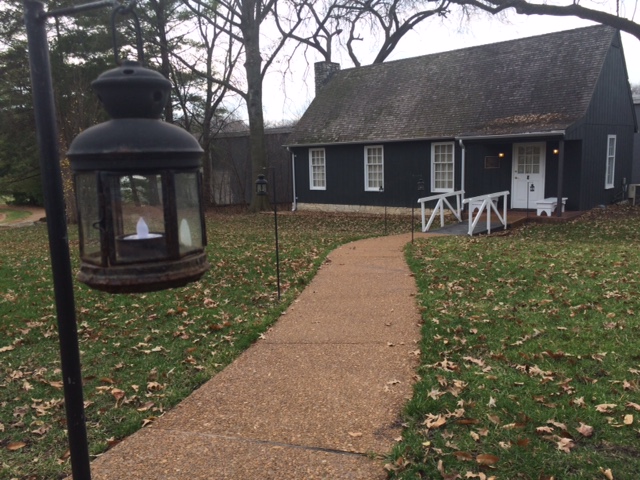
[[287, 25, 637, 214]]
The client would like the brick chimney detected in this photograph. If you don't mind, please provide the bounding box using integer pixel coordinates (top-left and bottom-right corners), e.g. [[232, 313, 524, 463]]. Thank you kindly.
[[314, 61, 340, 96]]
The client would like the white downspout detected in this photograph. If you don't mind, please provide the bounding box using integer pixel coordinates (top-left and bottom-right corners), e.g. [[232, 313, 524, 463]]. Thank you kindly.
[[458, 139, 466, 207], [288, 147, 297, 211]]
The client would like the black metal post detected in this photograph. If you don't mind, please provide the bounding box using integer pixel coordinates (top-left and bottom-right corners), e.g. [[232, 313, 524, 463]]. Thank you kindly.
[[24, 1, 91, 478], [271, 169, 281, 300], [411, 199, 415, 243], [526, 178, 530, 218]]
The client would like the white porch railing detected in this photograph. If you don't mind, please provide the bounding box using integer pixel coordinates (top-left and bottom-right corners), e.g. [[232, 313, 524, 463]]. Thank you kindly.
[[463, 191, 510, 236], [418, 190, 464, 232]]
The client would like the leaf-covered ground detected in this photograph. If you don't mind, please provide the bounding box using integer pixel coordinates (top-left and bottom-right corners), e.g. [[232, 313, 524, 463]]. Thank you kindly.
[[392, 205, 640, 479], [0, 210, 409, 479]]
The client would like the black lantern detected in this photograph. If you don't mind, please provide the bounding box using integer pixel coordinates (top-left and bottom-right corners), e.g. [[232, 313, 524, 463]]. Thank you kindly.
[[255, 173, 268, 196], [417, 177, 425, 193], [68, 61, 209, 293]]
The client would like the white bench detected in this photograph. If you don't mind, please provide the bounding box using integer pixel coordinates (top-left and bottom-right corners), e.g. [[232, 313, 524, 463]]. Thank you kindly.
[[536, 197, 568, 216]]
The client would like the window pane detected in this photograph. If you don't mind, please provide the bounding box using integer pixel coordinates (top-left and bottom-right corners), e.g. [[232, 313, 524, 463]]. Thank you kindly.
[[310, 149, 326, 189], [175, 171, 204, 256], [432, 143, 454, 190], [366, 146, 383, 189]]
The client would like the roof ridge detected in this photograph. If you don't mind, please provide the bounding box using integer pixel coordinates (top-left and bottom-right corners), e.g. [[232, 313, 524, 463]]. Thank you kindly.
[[339, 24, 615, 73]]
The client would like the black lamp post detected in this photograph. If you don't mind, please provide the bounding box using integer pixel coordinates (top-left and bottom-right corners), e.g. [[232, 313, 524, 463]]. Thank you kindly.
[[412, 176, 425, 243], [255, 172, 281, 300], [24, 1, 209, 478]]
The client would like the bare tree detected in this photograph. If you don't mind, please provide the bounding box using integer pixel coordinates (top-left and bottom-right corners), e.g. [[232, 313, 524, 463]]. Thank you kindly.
[[277, 0, 452, 67], [449, 0, 640, 42], [179, 0, 305, 211]]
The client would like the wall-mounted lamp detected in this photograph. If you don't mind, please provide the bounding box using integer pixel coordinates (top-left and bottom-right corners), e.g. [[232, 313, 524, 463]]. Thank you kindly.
[[498, 152, 505, 158], [553, 149, 559, 155]]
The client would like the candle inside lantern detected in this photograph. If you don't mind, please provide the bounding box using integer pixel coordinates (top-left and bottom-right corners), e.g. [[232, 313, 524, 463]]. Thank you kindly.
[[116, 216, 166, 262], [122, 217, 163, 240], [179, 218, 192, 247]]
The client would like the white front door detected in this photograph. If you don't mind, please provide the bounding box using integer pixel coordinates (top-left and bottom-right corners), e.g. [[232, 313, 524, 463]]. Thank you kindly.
[[511, 142, 546, 209]]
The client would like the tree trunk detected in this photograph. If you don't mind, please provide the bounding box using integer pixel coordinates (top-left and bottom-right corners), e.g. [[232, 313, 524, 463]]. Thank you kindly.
[[243, 12, 269, 212]]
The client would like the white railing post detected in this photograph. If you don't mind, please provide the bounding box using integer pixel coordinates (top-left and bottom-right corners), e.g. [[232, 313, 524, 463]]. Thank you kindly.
[[463, 191, 510, 236], [417, 190, 464, 232]]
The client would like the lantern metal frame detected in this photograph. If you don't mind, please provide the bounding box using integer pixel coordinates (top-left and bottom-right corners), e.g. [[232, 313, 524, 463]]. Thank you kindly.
[[68, 59, 209, 293]]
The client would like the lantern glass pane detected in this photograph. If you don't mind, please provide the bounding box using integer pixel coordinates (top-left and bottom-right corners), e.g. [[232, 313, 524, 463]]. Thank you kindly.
[[175, 171, 204, 255], [113, 174, 168, 263], [75, 172, 102, 265]]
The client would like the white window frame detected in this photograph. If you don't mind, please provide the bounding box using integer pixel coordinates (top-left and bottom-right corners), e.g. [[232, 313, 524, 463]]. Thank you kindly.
[[605, 135, 616, 189], [431, 142, 455, 192], [309, 148, 326, 190], [364, 145, 384, 191]]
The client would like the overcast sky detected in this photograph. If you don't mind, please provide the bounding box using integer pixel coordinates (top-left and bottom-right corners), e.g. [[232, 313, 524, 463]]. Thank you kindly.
[[259, 12, 640, 123]]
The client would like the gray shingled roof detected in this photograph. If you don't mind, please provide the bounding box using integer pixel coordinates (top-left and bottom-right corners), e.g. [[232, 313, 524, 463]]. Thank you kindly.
[[288, 25, 617, 146]]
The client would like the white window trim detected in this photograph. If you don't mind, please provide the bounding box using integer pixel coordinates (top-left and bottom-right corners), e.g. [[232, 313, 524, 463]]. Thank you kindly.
[[605, 134, 616, 189], [309, 148, 326, 190], [364, 145, 384, 192], [431, 141, 455, 192]]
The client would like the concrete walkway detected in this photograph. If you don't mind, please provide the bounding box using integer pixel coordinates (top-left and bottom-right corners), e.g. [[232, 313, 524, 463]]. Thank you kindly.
[[89, 234, 423, 479]]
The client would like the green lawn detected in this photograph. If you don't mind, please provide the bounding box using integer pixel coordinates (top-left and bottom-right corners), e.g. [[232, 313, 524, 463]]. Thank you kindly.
[[0, 210, 409, 479], [0, 209, 31, 224], [391, 205, 640, 479], [2, 206, 639, 479]]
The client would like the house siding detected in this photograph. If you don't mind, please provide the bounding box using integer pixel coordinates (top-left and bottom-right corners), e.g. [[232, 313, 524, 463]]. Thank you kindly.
[[293, 141, 463, 210], [567, 32, 635, 210]]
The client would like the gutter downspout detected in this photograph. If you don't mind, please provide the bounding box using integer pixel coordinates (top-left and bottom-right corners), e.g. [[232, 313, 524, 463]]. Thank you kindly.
[[458, 139, 466, 207], [556, 139, 565, 217], [288, 147, 297, 211]]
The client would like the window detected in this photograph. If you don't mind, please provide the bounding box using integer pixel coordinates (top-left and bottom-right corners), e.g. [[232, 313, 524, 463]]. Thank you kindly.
[[605, 135, 616, 189], [431, 142, 455, 191], [309, 148, 326, 190], [516, 145, 541, 174], [365, 146, 384, 191]]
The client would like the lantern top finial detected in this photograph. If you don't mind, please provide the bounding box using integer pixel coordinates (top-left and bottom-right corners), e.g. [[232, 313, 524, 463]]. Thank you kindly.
[[92, 61, 171, 119]]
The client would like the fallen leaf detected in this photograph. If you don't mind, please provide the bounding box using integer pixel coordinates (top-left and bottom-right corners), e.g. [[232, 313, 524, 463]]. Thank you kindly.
[[623, 414, 633, 425], [599, 467, 614, 479], [626, 402, 640, 411], [596, 404, 617, 413], [487, 414, 501, 425], [547, 420, 568, 431], [556, 438, 576, 453], [7, 441, 26, 451], [576, 423, 594, 437], [476, 453, 499, 465], [111, 388, 125, 401], [348, 431, 363, 437], [0, 345, 15, 353], [424, 413, 447, 429], [536, 426, 554, 434], [454, 451, 473, 461]]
